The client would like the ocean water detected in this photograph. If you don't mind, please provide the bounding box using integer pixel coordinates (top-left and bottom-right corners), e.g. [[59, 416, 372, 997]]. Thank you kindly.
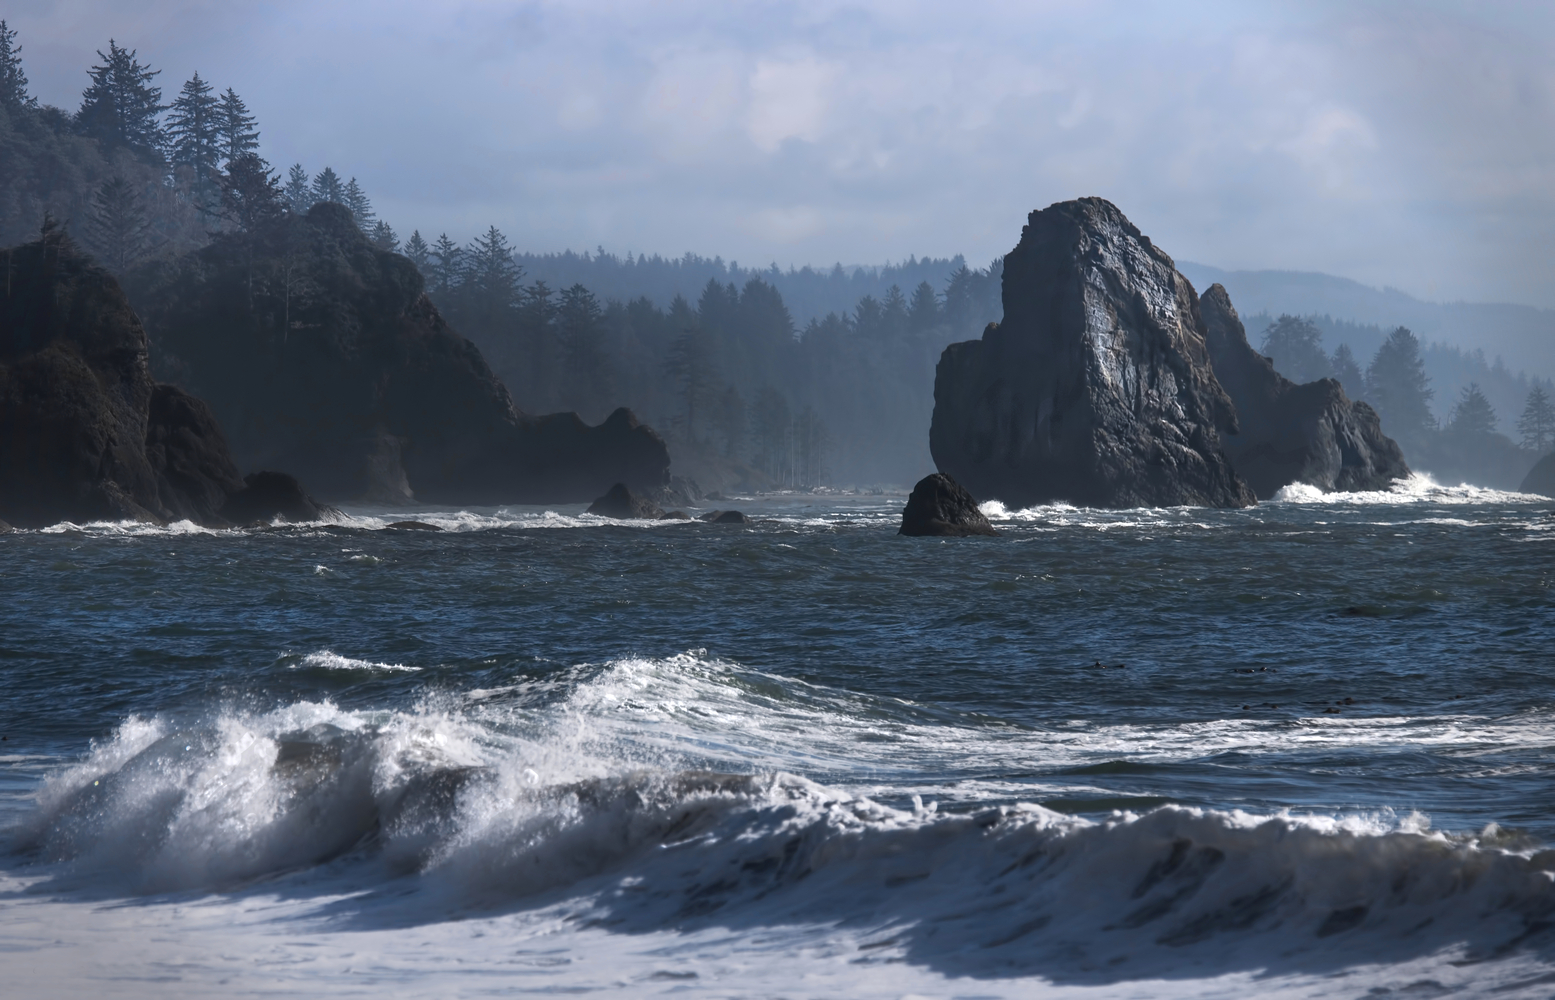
[[2, 475, 1554, 998]]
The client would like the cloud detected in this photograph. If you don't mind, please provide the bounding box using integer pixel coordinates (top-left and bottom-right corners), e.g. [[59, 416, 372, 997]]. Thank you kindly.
[[7, 0, 1555, 306]]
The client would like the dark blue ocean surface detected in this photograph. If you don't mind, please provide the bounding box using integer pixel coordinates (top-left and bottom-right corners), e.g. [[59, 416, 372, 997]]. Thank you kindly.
[[2, 479, 1554, 997]]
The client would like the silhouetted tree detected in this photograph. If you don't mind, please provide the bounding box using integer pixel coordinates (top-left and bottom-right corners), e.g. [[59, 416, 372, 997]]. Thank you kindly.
[[0, 20, 37, 112], [84, 176, 152, 273], [343, 177, 374, 229], [167, 72, 221, 202], [369, 220, 398, 252], [1518, 385, 1555, 453], [1366, 327, 1435, 446], [76, 40, 166, 154], [402, 230, 430, 271], [216, 153, 283, 233], [664, 307, 720, 443], [216, 87, 258, 165], [464, 225, 521, 320], [1330, 343, 1364, 400], [1261, 315, 1331, 384], [427, 233, 463, 298], [1448, 383, 1497, 436], [284, 164, 311, 213], [559, 282, 610, 405], [310, 166, 344, 206], [908, 280, 940, 332]]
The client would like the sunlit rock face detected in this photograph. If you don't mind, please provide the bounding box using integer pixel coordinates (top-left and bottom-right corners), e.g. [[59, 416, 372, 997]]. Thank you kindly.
[[930, 198, 1254, 509], [1199, 284, 1409, 499]]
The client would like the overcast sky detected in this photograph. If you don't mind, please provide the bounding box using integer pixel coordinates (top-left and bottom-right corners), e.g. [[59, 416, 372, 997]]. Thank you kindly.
[[10, 1, 1555, 307]]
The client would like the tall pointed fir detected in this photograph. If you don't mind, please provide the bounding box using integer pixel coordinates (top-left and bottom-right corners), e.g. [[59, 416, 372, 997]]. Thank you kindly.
[[1330, 343, 1365, 400], [167, 72, 221, 204], [429, 233, 462, 299], [369, 220, 398, 252], [402, 230, 431, 271], [1365, 327, 1435, 448], [0, 20, 37, 112], [86, 176, 152, 274], [465, 225, 520, 321], [217, 153, 283, 233], [343, 177, 374, 229], [76, 40, 166, 154], [1518, 385, 1555, 454], [1448, 383, 1498, 437], [284, 164, 312, 213], [310, 166, 344, 206], [216, 87, 259, 165]]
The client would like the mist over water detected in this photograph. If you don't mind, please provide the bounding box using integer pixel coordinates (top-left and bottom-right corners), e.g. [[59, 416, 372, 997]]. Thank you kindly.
[[2, 482, 1553, 996]]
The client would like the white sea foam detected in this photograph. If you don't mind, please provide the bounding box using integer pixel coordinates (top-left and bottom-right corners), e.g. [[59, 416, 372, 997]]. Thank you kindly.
[[1272, 472, 1549, 505], [295, 650, 421, 674]]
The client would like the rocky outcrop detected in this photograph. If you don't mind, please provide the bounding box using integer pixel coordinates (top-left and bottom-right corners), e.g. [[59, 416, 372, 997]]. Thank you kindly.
[[0, 229, 314, 528], [130, 203, 670, 505], [222, 471, 334, 524], [1199, 284, 1409, 498], [1522, 453, 1555, 498], [698, 509, 750, 525], [899, 473, 998, 536], [587, 482, 665, 519], [930, 199, 1254, 509]]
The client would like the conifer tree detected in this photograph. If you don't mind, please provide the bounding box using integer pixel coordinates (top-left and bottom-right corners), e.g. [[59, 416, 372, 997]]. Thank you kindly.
[[284, 164, 312, 213], [559, 283, 610, 405], [368, 220, 398, 252], [216, 87, 259, 165], [1366, 327, 1435, 445], [1330, 343, 1364, 400], [401, 230, 430, 270], [0, 20, 37, 112], [216, 153, 283, 233], [85, 176, 152, 274], [664, 319, 720, 444], [310, 166, 344, 205], [1260, 315, 1332, 384], [167, 73, 221, 197], [465, 225, 520, 315], [1518, 385, 1555, 453], [908, 280, 940, 332], [343, 177, 374, 228], [1448, 383, 1498, 436], [76, 40, 166, 154], [428, 233, 462, 298]]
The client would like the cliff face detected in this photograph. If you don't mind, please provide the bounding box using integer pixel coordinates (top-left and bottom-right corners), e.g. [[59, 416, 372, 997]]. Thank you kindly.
[[0, 230, 248, 527], [1199, 284, 1409, 498], [131, 203, 669, 505], [930, 198, 1254, 509]]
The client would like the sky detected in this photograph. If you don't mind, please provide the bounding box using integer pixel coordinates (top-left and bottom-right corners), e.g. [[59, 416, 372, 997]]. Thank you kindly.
[[9, 0, 1555, 307]]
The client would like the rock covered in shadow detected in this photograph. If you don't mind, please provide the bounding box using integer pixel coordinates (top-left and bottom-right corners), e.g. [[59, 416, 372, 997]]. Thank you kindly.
[[386, 520, 442, 531], [587, 482, 665, 520], [221, 471, 336, 524], [899, 473, 998, 536], [658, 510, 692, 520], [1522, 452, 1555, 498], [698, 510, 750, 524], [1199, 284, 1409, 499], [930, 198, 1254, 509], [0, 227, 316, 528], [129, 203, 671, 505]]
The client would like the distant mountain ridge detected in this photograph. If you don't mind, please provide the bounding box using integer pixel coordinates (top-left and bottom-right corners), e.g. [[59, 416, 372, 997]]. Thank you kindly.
[[1176, 262, 1555, 381]]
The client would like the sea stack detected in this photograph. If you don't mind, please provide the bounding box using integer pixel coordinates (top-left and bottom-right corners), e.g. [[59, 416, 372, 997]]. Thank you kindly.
[[1199, 284, 1409, 498], [929, 198, 1254, 509], [1522, 453, 1555, 498], [899, 473, 998, 536]]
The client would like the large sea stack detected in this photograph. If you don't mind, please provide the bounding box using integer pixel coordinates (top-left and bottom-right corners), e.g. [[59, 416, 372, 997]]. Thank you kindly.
[[0, 228, 319, 527], [129, 202, 670, 505], [1199, 284, 1408, 498], [930, 198, 1254, 509]]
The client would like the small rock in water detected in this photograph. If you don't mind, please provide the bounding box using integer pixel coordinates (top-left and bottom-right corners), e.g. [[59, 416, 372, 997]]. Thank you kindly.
[[659, 510, 692, 520], [698, 510, 750, 524], [387, 520, 442, 531], [587, 482, 665, 519], [899, 473, 997, 537]]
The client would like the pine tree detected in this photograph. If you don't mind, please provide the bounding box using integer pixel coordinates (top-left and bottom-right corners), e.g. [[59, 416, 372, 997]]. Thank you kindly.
[[428, 233, 463, 298], [1518, 385, 1555, 453], [216, 153, 283, 233], [0, 20, 37, 112], [1330, 343, 1364, 400], [465, 226, 520, 316], [1366, 327, 1435, 445], [76, 40, 166, 154], [1448, 383, 1498, 437], [310, 167, 344, 206], [284, 164, 312, 213], [1260, 315, 1332, 384], [343, 178, 374, 228], [216, 87, 259, 165], [664, 321, 720, 444], [368, 220, 398, 252], [167, 73, 221, 196], [880, 284, 909, 337], [402, 230, 430, 270], [908, 280, 940, 332], [559, 283, 609, 405], [85, 176, 151, 274]]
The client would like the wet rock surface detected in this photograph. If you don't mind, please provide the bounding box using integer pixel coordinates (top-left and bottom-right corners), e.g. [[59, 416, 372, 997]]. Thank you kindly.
[[587, 482, 665, 519], [930, 198, 1254, 509], [698, 510, 750, 524], [899, 473, 998, 536], [221, 471, 335, 524], [1199, 284, 1408, 499]]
